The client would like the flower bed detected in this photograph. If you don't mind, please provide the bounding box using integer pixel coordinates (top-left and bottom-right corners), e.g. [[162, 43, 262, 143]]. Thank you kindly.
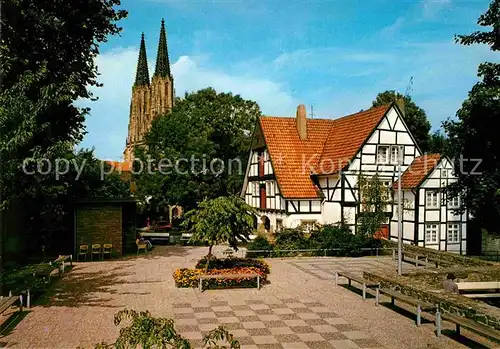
[[173, 266, 268, 289], [195, 256, 270, 274]]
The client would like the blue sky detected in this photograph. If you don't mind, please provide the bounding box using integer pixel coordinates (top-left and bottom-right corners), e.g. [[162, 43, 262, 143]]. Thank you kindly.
[[79, 0, 497, 160]]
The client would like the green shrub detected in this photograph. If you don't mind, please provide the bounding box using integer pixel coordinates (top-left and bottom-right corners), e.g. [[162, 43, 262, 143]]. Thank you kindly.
[[0, 263, 57, 295], [272, 228, 310, 256], [307, 224, 382, 257], [246, 235, 273, 257]]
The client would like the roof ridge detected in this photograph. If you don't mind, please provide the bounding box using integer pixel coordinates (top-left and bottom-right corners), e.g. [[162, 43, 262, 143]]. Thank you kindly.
[[260, 104, 391, 123]]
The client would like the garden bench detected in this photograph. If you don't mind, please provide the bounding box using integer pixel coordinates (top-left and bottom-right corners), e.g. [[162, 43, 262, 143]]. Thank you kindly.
[[32, 264, 56, 287], [0, 295, 23, 315], [401, 251, 427, 267], [53, 255, 73, 276], [457, 281, 500, 298], [425, 255, 454, 268], [377, 288, 435, 326], [198, 273, 261, 292], [180, 233, 192, 244], [436, 312, 500, 342], [334, 271, 380, 301]]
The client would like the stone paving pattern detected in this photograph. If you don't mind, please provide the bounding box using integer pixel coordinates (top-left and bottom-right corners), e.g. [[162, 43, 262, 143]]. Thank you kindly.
[[0, 247, 497, 349], [173, 298, 381, 349]]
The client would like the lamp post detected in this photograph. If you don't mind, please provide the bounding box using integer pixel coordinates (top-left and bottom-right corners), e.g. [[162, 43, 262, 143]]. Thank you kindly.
[[397, 147, 403, 275]]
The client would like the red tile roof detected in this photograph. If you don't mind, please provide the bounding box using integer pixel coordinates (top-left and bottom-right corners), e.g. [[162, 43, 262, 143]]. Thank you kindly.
[[259, 104, 391, 199], [316, 105, 390, 174], [393, 154, 442, 189], [105, 161, 132, 172]]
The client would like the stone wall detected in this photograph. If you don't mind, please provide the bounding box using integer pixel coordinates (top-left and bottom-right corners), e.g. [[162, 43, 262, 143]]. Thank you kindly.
[[382, 240, 496, 267], [76, 205, 123, 257], [364, 270, 500, 330]]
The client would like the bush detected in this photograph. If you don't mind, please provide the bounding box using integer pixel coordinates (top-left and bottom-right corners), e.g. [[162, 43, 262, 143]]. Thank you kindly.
[[309, 224, 382, 256], [0, 263, 58, 295], [195, 256, 270, 274], [272, 228, 311, 257], [173, 267, 267, 289], [246, 236, 273, 257]]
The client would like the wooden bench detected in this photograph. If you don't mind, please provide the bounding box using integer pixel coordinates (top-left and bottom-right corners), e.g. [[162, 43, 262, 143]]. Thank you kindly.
[[335, 271, 380, 301], [53, 255, 73, 276], [402, 252, 427, 267], [457, 281, 500, 298], [436, 312, 500, 342], [0, 295, 23, 315], [377, 288, 435, 326], [425, 256, 454, 268], [198, 273, 261, 291], [32, 264, 56, 287]]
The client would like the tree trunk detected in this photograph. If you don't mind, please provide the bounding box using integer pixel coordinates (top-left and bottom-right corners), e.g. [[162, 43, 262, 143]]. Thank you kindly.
[[205, 245, 213, 272]]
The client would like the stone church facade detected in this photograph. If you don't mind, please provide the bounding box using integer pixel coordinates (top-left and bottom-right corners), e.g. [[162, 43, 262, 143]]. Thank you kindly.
[[123, 19, 175, 163]]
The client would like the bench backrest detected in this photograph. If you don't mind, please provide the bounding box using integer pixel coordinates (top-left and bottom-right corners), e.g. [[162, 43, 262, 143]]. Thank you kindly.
[[457, 281, 500, 290]]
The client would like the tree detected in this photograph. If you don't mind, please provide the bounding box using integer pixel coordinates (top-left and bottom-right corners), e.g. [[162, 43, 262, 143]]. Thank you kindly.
[[91, 309, 240, 349], [357, 173, 392, 237], [182, 196, 256, 271], [0, 0, 127, 256], [134, 88, 260, 211], [428, 130, 448, 154], [372, 91, 432, 152], [443, 0, 500, 232]]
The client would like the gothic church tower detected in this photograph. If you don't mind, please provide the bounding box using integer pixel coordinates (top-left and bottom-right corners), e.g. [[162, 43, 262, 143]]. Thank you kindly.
[[124, 19, 174, 163]]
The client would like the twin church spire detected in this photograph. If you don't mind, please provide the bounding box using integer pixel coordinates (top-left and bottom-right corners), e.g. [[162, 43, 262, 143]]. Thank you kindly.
[[125, 19, 175, 163], [133, 18, 172, 87]]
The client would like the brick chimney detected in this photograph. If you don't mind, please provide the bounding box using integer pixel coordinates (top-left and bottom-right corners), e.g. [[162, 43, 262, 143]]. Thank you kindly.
[[395, 98, 405, 117], [296, 104, 307, 140]]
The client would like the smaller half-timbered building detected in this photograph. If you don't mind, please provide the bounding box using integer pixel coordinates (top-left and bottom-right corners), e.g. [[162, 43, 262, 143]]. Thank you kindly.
[[241, 102, 467, 253]]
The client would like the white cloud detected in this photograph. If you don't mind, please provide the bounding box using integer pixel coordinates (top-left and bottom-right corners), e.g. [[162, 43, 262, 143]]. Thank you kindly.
[[422, 0, 452, 18], [78, 47, 296, 160]]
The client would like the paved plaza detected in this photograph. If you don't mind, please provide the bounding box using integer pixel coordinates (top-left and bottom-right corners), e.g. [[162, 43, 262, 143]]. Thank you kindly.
[[0, 246, 497, 348]]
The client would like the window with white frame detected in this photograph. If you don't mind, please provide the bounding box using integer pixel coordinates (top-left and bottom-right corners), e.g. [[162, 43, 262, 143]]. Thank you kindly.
[[301, 220, 317, 233], [253, 182, 259, 196], [390, 145, 403, 164], [276, 219, 283, 232], [377, 146, 389, 164], [447, 223, 460, 243], [425, 224, 439, 243], [266, 181, 274, 196], [449, 195, 460, 208], [426, 190, 439, 208]]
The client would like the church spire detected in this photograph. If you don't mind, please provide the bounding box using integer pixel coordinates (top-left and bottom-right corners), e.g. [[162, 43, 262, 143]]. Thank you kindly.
[[154, 19, 171, 78], [134, 33, 150, 86]]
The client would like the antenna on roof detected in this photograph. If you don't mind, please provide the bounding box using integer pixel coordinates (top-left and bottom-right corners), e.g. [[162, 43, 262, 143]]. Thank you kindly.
[[309, 105, 315, 118], [405, 76, 414, 99]]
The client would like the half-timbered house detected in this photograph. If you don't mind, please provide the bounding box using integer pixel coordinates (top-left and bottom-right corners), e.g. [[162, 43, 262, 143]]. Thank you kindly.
[[241, 102, 467, 252]]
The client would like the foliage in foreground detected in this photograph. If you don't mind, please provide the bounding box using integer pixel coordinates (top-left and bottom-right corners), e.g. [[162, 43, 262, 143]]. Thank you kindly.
[[90, 309, 240, 348]]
